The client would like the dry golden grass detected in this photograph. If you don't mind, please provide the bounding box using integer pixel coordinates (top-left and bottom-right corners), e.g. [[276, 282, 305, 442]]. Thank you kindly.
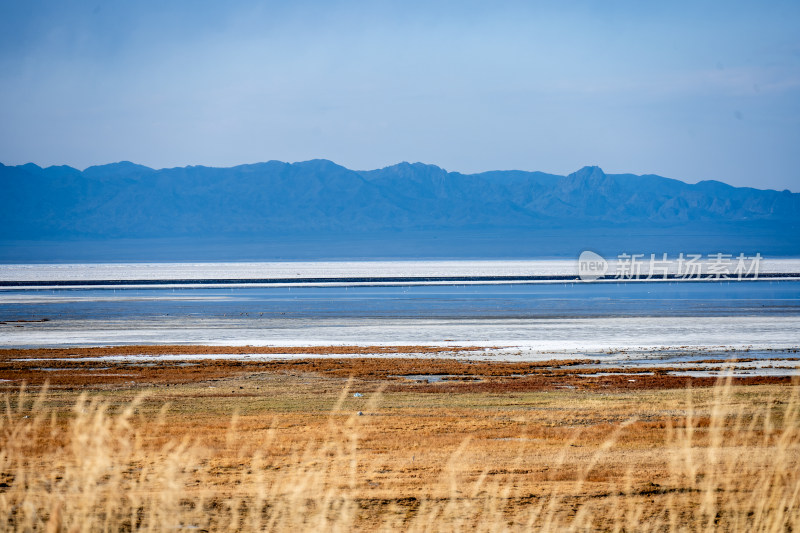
[[1, 373, 799, 531]]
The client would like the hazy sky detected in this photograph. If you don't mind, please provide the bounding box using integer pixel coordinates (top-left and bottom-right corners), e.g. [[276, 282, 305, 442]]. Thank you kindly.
[[1, 0, 799, 190]]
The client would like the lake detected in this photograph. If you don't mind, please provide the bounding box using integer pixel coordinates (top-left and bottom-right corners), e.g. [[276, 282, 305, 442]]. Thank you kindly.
[[2, 272, 799, 354]]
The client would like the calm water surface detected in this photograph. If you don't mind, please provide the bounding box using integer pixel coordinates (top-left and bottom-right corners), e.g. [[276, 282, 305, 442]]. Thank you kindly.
[[2, 281, 799, 322]]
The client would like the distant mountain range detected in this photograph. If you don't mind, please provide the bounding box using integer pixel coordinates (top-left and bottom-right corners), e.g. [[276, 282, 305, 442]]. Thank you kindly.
[[1, 160, 798, 260]]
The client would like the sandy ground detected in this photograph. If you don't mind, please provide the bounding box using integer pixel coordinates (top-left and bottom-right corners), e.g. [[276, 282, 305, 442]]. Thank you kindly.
[[2, 345, 799, 530]]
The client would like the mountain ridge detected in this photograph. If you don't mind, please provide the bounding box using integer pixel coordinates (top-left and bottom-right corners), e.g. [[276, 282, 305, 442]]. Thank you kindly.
[[5, 159, 795, 193], [1, 160, 798, 255]]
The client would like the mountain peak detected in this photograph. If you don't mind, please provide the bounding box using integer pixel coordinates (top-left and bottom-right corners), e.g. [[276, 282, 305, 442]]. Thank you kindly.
[[383, 161, 446, 172], [83, 161, 154, 177], [559, 166, 617, 197], [292, 159, 352, 173], [568, 166, 606, 179]]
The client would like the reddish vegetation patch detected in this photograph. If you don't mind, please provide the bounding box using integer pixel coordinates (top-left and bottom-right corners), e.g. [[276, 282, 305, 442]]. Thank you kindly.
[[0, 347, 793, 392], [272, 357, 593, 378], [0, 345, 484, 360], [694, 357, 800, 364], [386, 373, 793, 393]]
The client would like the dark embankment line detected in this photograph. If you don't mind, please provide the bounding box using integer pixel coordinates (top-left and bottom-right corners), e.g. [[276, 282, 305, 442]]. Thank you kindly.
[[1, 275, 578, 287], [0, 272, 798, 287]]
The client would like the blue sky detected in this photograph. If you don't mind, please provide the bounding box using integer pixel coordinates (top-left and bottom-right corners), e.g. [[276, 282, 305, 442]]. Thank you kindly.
[[1, 0, 798, 190]]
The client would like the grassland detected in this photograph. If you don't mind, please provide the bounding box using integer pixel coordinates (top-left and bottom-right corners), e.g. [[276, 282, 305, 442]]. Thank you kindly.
[[1, 347, 798, 531]]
